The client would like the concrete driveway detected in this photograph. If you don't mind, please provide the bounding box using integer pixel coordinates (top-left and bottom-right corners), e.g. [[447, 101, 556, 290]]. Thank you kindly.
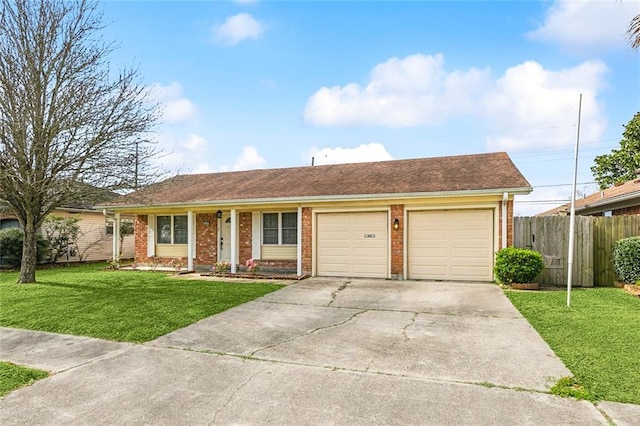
[[0, 278, 627, 425]]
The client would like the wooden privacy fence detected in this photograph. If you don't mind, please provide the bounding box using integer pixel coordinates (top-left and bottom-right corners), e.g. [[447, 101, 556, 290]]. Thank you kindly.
[[513, 216, 640, 287]]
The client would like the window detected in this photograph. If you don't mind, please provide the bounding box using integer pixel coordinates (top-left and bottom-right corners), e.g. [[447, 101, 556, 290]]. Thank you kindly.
[[0, 218, 20, 230], [157, 215, 187, 244], [262, 212, 297, 245], [263, 213, 279, 245], [281, 212, 297, 244]]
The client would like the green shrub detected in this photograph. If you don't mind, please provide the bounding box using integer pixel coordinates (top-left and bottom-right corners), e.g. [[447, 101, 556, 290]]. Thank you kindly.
[[0, 228, 50, 268], [493, 247, 544, 284], [612, 236, 640, 284]]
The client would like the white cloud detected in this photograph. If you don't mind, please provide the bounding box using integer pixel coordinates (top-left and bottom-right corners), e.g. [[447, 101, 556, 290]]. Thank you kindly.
[[221, 146, 266, 171], [303, 53, 490, 127], [304, 53, 609, 151], [192, 162, 213, 174], [151, 82, 197, 124], [527, 0, 640, 51], [483, 60, 608, 151], [306, 143, 393, 166], [213, 13, 265, 46], [182, 134, 208, 152]]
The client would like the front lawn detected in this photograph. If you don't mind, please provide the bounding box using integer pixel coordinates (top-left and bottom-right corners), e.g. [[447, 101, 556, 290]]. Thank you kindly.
[[0, 361, 48, 396], [0, 264, 283, 342], [506, 288, 640, 404]]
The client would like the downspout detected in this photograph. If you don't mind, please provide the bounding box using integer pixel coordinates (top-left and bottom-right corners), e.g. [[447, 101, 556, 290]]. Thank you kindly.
[[502, 192, 508, 249], [296, 206, 302, 277]]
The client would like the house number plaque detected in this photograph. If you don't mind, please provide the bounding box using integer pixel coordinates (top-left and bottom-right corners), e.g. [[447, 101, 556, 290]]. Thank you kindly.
[[364, 234, 376, 238]]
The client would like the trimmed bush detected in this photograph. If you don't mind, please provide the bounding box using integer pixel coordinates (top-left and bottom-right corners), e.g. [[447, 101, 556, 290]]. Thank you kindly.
[[612, 236, 640, 284], [494, 247, 544, 284], [0, 228, 49, 268]]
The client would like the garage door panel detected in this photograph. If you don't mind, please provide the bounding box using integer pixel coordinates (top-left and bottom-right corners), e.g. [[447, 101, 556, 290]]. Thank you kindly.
[[409, 210, 494, 281], [317, 212, 388, 278], [450, 247, 492, 257], [451, 229, 490, 240]]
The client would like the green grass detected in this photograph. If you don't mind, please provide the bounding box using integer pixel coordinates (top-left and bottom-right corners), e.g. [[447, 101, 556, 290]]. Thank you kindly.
[[0, 264, 283, 342], [506, 288, 640, 404], [0, 361, 48, 396]]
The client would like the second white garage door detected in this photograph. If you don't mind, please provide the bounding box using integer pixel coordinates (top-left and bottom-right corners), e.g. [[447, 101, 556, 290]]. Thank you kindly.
[[316, 212, 388, 278], [408, 209, 494, 281]]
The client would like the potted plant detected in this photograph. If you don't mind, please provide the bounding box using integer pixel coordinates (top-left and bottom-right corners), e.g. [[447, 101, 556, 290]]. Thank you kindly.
[[494, 247, 544, 290]]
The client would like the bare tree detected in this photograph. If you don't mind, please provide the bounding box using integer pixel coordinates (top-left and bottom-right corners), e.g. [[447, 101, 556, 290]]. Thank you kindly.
[[629, 13, 640, 49], [0, 0, 160, 283]]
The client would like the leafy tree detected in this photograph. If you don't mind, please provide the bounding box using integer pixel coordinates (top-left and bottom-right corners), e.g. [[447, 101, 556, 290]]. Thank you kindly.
[[591, 112, 640, 190], [0, 0, 160, 283], [0, 228, 49, 269], [41, 215, 80, 263]]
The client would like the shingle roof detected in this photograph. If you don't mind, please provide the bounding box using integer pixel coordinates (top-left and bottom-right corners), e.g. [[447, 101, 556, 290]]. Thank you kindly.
[[537, 177, 640, 216], [104, 152, 531, 208]]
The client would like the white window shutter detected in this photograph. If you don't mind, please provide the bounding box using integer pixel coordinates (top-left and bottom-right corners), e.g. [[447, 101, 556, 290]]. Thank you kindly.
[[147, 214, 155, 257], [252, 212, 261, 259]]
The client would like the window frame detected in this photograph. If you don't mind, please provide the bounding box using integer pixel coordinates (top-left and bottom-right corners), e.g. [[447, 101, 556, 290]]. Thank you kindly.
[[262, 211, 298, 246], [156, 215, 188, 245]]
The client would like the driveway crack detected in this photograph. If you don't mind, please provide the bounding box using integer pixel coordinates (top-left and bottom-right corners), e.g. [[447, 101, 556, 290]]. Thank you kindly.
[[327, 280, 350, 307], [209, 368, 263, 425], [402, 312, 419, 341], [250, 309, 366, 357], [366, 312, 418, 372]]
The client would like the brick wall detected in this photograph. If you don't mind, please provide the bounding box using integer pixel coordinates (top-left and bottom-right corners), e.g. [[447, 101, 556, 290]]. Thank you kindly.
[[498, 200, 514, 249], [134, 215, 148, 262], [238, 212, 253, 265], [390, 205, 404, 277], [301, 207, 312, 274], [195, 213, 217, 265], [613, 205, 640, 216]]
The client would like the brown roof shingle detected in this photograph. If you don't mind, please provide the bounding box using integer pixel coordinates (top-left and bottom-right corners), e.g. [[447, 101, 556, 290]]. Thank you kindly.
[[106, 152, 530, 207]]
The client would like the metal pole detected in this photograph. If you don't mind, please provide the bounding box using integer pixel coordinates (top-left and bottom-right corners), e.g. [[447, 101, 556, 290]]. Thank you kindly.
[[567, 93, 582, 307]]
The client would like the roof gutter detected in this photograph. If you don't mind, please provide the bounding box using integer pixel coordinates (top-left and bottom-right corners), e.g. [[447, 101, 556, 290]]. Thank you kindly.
[[97, 186, 533, 211]]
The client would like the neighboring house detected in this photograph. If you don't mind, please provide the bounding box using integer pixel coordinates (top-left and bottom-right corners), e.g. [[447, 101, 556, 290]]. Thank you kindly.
[[0, 206, 134, 263], [100, 152, 531, 281], [538, 170, 640, 217]]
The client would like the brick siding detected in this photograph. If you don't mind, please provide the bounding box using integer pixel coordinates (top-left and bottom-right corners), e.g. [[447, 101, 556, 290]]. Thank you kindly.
[[390, 205, 404, 278], [498, 200, 514, 249], [134, 215, 148, 262], [301, 207, 312, 274], [195, 213, 217, 265], [238, 212, 253, 265], [613, 205, 640, 215]]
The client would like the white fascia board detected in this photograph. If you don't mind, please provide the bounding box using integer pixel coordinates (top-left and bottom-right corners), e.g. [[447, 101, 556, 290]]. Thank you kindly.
[[103, 186, 533, 212]]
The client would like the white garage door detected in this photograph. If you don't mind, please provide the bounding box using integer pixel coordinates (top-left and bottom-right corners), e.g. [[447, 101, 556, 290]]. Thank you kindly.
[[408, 209, 494, 281], [317, 212, 388, 278]]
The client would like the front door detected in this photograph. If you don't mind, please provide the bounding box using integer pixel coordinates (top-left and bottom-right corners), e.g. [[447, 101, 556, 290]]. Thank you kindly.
[[218, 214, 232, 262]]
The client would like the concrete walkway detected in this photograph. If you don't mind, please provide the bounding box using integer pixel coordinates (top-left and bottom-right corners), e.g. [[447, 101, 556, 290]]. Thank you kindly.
[[1, 278, 638, 425]]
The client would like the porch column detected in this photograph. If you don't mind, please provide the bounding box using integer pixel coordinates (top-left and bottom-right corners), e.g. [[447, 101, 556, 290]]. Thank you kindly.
[[230, 209, 237, 273], [187, 211, 195, 271], [297, 206, 302, 276], [112, 213, 120, 260]]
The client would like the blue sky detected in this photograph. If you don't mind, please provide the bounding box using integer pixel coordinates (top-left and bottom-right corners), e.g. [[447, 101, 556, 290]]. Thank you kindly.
[[101, 0, 640, 215]]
